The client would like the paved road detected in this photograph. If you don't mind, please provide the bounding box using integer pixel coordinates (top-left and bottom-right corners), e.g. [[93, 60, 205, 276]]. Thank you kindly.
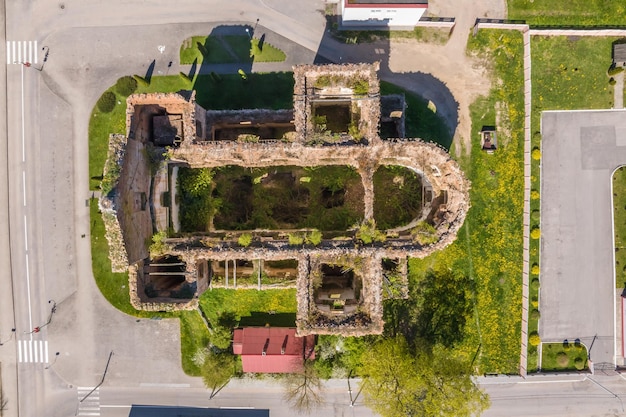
[[481, 374, 626, 417], [540, 110, 626, 369]]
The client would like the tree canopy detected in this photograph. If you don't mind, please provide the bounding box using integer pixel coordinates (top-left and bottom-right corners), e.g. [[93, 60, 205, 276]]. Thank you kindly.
[[359, 336, 489, 417]]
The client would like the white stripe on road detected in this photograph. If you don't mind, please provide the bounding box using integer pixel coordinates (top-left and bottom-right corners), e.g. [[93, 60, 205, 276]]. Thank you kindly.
[[33, 41, 37, 64], [18, 340, 22, 362], [12, 41, 16, 63], [44, 340, 48, 363], [17, 41, 20, 63], [23, 214, 28, 250], [28, 340, 32, 362], [34, 339, 38, 362], [22, 171, 26, 206]]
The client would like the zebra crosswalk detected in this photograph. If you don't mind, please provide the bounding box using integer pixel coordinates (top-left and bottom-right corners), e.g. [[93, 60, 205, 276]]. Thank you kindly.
[[17, 339, 48, 363], [77, 387, 101, 416], [6, 40, 38, 65]]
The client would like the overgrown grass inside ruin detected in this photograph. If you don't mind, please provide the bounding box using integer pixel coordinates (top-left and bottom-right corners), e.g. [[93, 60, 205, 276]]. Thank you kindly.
[[178, 165, 365, 232], [373, 165, 423, 230], [199, 288, 298, 329]]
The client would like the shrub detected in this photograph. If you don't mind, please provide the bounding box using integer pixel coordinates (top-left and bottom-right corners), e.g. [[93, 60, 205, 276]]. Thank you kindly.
[[306, 230, 323, 246], [531, 264, 540, 275], [531, 210, 540, 221], [97, 91, 116, 113], [288, 233, 304, 246], [238, 233, 252, 247], [530, 227, 541, 239], [574, 357, 585, 370], [531, 189, 540, 200], [556, 352, 569, 367], [115, 75, 138, 96], [149, 230, 168, 257], [411, 221, 438, 246], [133, 74, 149, 87], [530, 309, 540, 320], [608, 65, 624, 76], [356, 219, 386, 244], [530, 278, 540, 290], [529, 332, 541, 346], [531, 147, 541, 160], [609, 77, 617, 86], [196, 41, 209, 57]]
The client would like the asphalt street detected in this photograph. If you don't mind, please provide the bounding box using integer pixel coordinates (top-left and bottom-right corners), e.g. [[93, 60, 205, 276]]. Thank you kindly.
[[540, 110, 626, 368]]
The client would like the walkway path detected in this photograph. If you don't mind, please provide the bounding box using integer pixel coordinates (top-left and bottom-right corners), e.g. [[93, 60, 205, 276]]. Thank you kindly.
[[615, 71, 624, 109]]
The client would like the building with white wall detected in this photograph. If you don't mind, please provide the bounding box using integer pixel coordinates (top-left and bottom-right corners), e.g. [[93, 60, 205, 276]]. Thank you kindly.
[[340, 0, 428, 29]]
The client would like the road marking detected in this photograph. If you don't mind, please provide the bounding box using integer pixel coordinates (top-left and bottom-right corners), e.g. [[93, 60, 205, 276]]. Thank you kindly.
[[22, 171, 26, 206], [6, 41, 38, 64], [23, 214, 27, 250], [77, 387, 101, 416], [17, 340, 48, 363]]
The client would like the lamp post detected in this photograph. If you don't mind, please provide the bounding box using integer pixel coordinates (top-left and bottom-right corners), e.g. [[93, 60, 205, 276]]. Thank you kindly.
[[245, 28, 252, 39], [0, 328, 16, 345]]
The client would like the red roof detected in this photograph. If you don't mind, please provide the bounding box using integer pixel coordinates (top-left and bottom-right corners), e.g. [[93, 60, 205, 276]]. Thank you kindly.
[[232, 327, 316, 373]]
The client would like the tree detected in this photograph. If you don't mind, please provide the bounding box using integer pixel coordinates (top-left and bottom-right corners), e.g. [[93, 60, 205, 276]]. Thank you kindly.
[[283, 360, 324, 414], [359, 337, 489, 417], [201, 350, 236, 399]]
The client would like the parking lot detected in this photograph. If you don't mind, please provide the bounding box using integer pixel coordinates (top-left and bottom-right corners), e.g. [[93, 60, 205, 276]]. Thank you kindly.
[[540, 109, 626, 368]]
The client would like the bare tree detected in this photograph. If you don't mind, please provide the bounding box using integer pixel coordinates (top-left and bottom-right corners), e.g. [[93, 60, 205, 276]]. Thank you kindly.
[[283, 360, 324, 414]]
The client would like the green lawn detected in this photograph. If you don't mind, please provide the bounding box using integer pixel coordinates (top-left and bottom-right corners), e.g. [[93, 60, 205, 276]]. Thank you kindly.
[[508, 0, 626, 26], [407, 30, 525, 374], [380, 81, 453, 149], [613, 167, 626, 288], [251, 38, 287, 62], [199, 288, 297, 327], [193, 72, 294, 110], [180, 35, 286, 65], [180, 36, 237, 65], [528, 35, 618, 370], [541, 342, 588, 372]]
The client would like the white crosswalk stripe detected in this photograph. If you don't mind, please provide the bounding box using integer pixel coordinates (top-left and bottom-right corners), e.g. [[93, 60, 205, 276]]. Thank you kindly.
[[17, 340, 48, 363], [6, 40, 38, 65], [77, 387, 100, 416]]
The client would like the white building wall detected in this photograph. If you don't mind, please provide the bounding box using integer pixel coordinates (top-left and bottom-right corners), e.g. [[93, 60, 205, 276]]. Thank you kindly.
[[341, 4, 426, 27]]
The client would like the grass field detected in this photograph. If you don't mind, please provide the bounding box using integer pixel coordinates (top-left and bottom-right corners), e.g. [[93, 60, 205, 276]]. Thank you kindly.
[[528, 35, 618, 370], [613, 167, 626, 289], [541, 342, 588, 372], [508, 0, 626, 26], [408, 30, 525, 374], [180, 35, 286, 65], [380, 81, 453, 149], [199, 288, 297, 327]]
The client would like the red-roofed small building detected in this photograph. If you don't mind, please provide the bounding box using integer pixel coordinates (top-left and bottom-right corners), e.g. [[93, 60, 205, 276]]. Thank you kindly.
[[233, 327, 316, 373]]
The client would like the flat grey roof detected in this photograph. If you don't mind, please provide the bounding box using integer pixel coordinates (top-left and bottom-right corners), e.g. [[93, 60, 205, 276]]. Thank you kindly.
[[347, 0, 428, 5]]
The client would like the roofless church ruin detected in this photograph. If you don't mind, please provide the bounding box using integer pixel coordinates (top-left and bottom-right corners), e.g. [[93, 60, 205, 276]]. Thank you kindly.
[[99, 63, 470, 336]]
